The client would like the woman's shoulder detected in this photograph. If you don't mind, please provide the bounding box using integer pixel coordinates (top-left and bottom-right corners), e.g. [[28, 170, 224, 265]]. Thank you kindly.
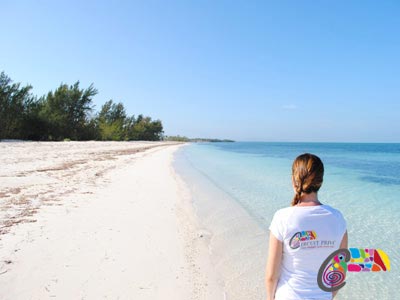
[[272, 206, 295, 219], [321, 204, 346, 220], [321, 204, 343, 214]]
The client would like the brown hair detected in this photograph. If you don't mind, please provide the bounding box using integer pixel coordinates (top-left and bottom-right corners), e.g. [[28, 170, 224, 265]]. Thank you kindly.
[[291, 153, 324, 206]]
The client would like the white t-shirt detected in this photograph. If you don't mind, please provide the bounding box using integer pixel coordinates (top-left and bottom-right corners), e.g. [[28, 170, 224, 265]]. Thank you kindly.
[[269, 204, 347, 300]]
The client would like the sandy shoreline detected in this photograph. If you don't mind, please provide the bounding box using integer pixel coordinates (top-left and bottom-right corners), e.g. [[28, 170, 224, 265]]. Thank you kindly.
[[0, 141, 225, 299], [174, 147, 268, 300]]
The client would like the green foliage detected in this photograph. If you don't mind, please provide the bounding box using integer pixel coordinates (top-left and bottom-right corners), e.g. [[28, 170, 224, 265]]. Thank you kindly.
[[129, 114, 164, 141], [97, 101, 164, 141], [97, 100, 127, 140], [0, 72, 35, 139], [0, 71, 164, 142], [20, 97, 48, 140], [40, 82, 98, 140]]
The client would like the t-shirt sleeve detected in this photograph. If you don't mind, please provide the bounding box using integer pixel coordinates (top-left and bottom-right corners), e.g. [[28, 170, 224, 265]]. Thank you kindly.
[[269, 210, 284, 242]]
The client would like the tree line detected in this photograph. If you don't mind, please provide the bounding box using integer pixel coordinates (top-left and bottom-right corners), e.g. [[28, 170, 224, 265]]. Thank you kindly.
[[0, 71, 163, 141]]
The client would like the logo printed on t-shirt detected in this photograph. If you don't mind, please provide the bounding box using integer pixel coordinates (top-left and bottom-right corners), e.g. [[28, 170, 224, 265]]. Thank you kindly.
[[289, 230, 317, 249], [289, 230, 336, 249]]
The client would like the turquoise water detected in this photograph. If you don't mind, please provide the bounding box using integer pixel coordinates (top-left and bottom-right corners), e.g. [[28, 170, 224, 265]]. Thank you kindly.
[[174, 142, 400, 300]]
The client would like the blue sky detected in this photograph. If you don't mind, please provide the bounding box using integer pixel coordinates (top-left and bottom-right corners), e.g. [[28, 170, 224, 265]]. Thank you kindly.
[[1, 1, 399, 142]]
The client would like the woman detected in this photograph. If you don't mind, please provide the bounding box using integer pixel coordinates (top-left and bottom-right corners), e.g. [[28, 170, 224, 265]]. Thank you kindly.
[[265, 153, 348, 300]]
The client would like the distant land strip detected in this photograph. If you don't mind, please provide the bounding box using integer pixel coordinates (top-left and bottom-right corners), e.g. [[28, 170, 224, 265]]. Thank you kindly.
[[164, 135, 235, 142]]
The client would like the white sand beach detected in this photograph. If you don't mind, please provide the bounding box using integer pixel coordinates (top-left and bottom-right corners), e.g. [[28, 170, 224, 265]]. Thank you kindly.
[[0, 141, 225, 300]]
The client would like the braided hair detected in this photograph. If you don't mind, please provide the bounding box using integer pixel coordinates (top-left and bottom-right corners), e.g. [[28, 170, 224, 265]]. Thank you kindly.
[[291, 153, 324, 206]]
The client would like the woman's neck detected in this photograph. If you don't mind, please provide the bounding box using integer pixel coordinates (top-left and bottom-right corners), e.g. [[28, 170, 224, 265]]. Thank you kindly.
[[297, 192, 321, 206]]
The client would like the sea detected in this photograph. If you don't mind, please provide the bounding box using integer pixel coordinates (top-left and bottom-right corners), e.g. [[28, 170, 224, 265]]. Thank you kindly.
[[173, 142, 400, 300]]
